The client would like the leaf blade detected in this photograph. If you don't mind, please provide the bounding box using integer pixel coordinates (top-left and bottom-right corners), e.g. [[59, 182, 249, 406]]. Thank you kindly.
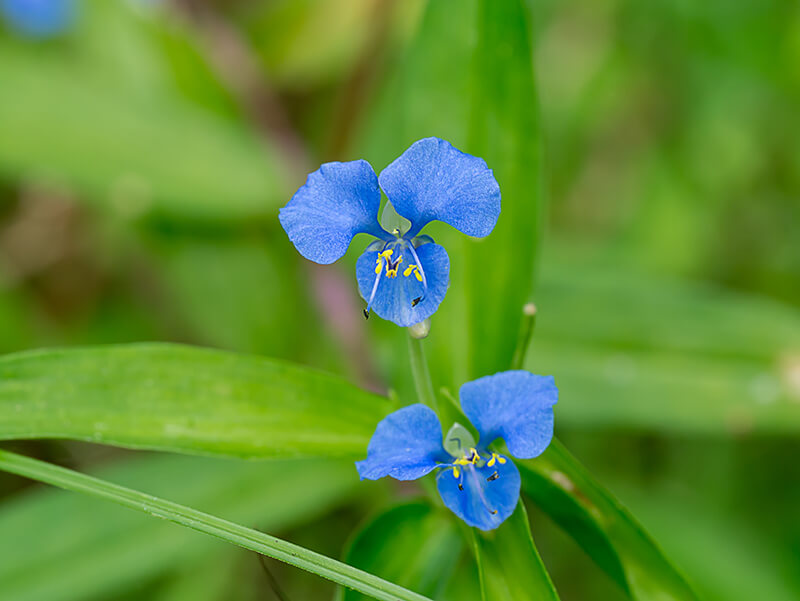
[[473, 503, 560, 601], [520, 440, 700, 601], [0, 450, 432, 601], [0, 343, 387, 458]]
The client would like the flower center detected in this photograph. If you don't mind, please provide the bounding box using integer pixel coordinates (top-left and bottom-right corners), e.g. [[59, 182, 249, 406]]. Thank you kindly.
[[362, 239, 429, 318], [444, 448, 507, 516]]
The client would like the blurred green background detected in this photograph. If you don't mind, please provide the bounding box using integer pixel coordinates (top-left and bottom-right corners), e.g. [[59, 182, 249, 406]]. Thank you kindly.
[[1, 0, 799, 599]]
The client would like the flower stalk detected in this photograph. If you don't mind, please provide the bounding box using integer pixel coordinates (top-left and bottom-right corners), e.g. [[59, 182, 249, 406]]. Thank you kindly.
[[407, 333, 438, 413]]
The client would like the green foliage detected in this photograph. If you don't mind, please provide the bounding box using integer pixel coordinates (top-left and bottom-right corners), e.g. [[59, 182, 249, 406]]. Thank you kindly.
[[0, 344, 388, 458], [473, 503, 560, 601], [521, 440, 700, 601], [341, 502, 462, 601], [0, 450, 432, 601], [0, 453, 356, 601], [529, 257, 800, 433]]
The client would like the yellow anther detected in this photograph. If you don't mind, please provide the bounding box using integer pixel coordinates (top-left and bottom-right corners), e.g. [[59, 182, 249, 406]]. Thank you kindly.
[[374, 258, 383, 275], [378, 248, 393, 259], [403, 264, 424, 282], [488, 453, 506, 467], [453, 466, 460, 478]]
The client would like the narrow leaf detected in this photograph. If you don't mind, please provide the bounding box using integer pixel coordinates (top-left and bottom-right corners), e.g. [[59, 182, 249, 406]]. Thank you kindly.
[[0, 450, 432, 601], [520, 440, 700, 600], [0, 454, 356, 601]]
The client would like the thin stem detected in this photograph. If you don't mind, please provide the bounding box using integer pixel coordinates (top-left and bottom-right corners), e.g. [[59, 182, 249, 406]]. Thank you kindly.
[[511, 302, 538, 370], [0, 450, 431, 601], [407, 335, 438, 412]]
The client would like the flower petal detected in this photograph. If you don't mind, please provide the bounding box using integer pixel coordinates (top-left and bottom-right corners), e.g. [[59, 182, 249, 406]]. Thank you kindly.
[[378, 138, 501, 239], [356, 241, 449, 327], [356, 404, 447, 481], [279, 160, 387, 264], [1, 0, 75, 37], [460, 371, 558, 459], [436, 458, 520, 531]]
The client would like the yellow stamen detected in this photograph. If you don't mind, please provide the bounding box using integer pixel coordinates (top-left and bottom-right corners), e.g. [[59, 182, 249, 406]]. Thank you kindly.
[[402, 264, 424, 282], [453, 466, 460, 478], [488, 453, 506, 467], [374, 258, 383, 275]]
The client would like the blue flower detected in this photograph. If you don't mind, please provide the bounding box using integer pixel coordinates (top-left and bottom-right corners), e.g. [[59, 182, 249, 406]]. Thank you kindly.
[[356, 370, 558, 530], [0, 0, 76, 37], [279, 137, 500, 327]]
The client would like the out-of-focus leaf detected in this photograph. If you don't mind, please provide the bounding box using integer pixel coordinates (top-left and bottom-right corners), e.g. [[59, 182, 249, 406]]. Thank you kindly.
[[358, 0, 542, 385], [0, 343, 387, 458], [151, 554, 241, 601], [0, 282, 34, 352], [520, 440, 700, 601], [0, 453, 357, 601], [340, 502, 462, 601], [528, 256, 800, 433], [155, 237, 309, 357], [473, 503, 560, 601], [608, 481, 799, 601], [239, 0, 386, 89], [0, 43, 287, 223]]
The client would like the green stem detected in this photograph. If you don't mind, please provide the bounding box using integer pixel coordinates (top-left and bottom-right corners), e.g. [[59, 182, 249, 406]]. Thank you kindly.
[[511, 303, 537, 370], [407, 334, 438, 412], [0, 450, 431, 601]]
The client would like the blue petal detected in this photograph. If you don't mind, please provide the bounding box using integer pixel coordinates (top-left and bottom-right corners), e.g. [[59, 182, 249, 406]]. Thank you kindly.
[[1, 0, 75, 37], [356, 241, 449, 327], [356, 404, 447, 481], [436, 458, 520, 531], [279, 160, 387, 264], [460, 371, 558, 459], [378, 138, 501, 239]]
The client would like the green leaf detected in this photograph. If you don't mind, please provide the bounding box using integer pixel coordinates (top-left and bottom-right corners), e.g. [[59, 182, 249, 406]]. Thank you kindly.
[[472, 503, 560, 601], [529, 257, 800, 433], [0, 453, 356, 601], [340, 502, 462, 601], [0, 450, 432, 601], [0, 343, 387, 458], [0, 41, 287, 223], [462, 0, 542, 379], [607, 481, 799, 601], [520, 440, 700, 601]]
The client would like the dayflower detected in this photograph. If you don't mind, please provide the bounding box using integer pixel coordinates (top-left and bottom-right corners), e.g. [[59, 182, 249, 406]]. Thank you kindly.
[[0, 0, 76, 37], [356, 370, 558, 530], [279, 137, 501, 327]]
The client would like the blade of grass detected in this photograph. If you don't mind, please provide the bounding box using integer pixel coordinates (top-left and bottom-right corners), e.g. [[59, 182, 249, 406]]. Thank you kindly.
[[0, 450, 431, 601]]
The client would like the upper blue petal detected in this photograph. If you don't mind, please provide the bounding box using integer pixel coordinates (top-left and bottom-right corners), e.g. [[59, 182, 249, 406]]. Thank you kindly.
[[1, 0, 75, 37], [356, 241, 449, 327], [460, 371, 558, 460], [279, 160, 387, 265], [436, 457, 520, 531], [356, 404, 447, 481], [378, 138, 501, 239]]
